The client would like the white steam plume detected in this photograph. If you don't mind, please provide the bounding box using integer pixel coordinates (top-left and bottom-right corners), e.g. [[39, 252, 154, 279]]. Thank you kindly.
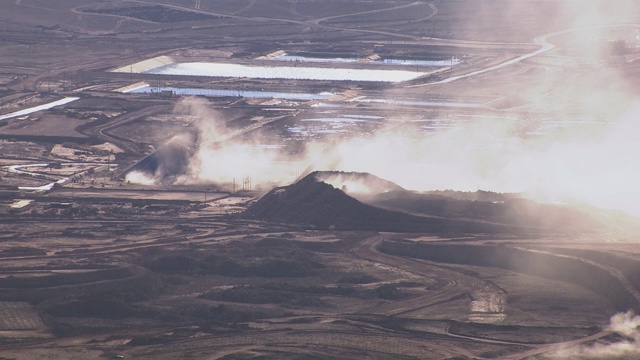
[[127, 1, 640, 217], [175, 97, 301, 189], [547, 311, 640, 359], [128, 94, 640, 217], [124, 97, 302, 189], [315, 103, 640, 216], [125, 170, 156, 186]]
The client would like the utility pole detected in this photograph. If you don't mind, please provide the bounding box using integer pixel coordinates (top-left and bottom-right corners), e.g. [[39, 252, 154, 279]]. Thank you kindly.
[[241, 174, 251, 191]]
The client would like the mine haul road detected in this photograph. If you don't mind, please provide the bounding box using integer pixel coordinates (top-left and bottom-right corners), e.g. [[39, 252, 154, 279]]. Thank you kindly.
[[356, 235, 631, 358], [80, 104, 172, 155], [0, 216, 625, 358], [349, 235, 491, 316]]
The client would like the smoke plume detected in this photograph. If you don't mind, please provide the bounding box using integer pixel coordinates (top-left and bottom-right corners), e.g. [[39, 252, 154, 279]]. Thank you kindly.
[[319, 103, 640, 216], [547, 311, 640, 359], [125, 97, 301, 189], [127, 94, 640, 216], [127, 1, 640, 217]]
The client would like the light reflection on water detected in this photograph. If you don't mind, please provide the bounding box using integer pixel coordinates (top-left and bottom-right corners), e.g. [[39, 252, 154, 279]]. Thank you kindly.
[[311, 103, 342, 108], [129, 85, 332, 101], [378, 58, 460, 67], [273, 54, 459, 67], [302, 117, 370, 123], [342, 114, 385, 120], [124, 85, 603, 140], [145, 62, 426, 82], [274, 55, 357, 63], [286, 114, 383, 138], [353, 98, 481, 108]]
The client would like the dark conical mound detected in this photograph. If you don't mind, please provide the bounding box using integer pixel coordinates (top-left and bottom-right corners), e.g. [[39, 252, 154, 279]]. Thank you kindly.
[[241, 172, 512, 234]]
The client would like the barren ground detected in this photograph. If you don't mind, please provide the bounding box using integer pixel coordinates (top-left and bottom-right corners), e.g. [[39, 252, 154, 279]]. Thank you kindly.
[[1, 1, 640, 359]]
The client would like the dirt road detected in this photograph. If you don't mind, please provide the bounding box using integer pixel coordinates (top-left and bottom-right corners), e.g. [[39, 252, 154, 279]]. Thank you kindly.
[[80, 104, 172, 155]]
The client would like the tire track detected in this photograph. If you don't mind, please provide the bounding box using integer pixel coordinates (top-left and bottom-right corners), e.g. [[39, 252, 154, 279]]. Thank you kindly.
[[362, 2, 437, 28], [289, 0, 300, 17], [307, 1, 422, 25], [232, 0, 257, 15], [112, 18, 127, 32], [70, 4, 157, 25]]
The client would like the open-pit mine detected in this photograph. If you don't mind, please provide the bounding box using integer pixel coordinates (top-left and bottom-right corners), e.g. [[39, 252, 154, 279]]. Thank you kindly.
[[2, 1, 640, 359]]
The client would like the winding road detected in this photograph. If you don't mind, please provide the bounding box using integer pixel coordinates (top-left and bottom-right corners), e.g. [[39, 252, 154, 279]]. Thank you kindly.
[[4, 162, 106, 191], [348, 234, 637, 358], [349, 235, 495, 317], [412, 31, 558, 86], [306, 1, 424, 25], [415, 25, 640, 85], [80, 104, 172, 155]]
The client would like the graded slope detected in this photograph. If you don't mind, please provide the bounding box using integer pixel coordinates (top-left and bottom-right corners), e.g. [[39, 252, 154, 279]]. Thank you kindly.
[[360, 190, 603, 233]]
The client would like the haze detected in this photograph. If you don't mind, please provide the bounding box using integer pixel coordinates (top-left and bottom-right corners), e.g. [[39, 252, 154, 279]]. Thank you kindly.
[[2, 0, 640, 359]]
